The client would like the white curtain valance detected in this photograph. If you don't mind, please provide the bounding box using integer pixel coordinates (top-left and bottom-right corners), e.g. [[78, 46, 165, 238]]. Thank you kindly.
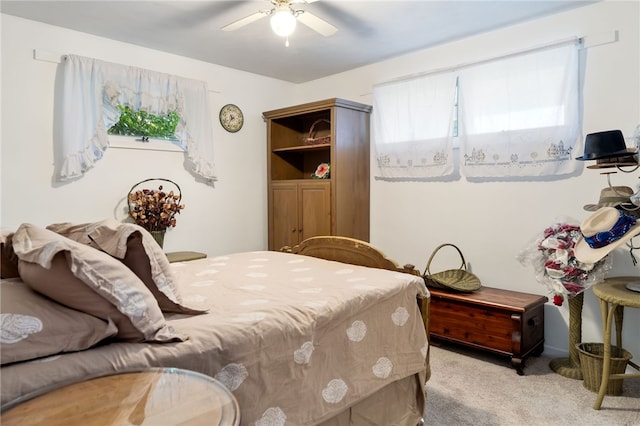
[[59, 54, 217, 183], [372, 40, 583, 180], [458, 42, 582, 178], [373, 71, 457, 178]]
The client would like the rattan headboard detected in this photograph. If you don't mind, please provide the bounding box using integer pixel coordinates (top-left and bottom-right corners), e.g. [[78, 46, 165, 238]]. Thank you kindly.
[[283, 236, 419, 276]]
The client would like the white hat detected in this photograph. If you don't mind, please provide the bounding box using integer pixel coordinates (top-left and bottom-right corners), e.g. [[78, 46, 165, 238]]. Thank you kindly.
[[574, 207, 640, 264]]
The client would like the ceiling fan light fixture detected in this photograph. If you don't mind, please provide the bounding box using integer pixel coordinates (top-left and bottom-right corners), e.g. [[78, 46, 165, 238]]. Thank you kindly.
[[270, 9, 297, 37]]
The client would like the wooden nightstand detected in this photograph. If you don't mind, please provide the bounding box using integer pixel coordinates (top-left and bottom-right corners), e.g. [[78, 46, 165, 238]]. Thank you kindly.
[[166, 251, 207, 263]]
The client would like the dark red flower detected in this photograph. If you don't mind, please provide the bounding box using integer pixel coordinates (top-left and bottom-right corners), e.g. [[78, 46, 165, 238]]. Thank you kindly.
[[545, 260, 561, 270], [563, 266, 581, 278]]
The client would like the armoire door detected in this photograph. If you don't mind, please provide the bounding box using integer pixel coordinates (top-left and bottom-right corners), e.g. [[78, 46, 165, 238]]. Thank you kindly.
[[270, 182, 298, 251], [298, 181, 331, 242]]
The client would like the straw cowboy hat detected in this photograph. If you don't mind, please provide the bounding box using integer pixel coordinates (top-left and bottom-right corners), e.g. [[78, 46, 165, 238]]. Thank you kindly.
[[574, 207, 640, 264], [583, 186, 635, 211], [575, 130, 630, 161]]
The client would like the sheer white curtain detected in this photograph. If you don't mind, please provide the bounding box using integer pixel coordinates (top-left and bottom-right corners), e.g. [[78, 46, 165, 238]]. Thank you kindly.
[[458, 42, 582, 178], [373, 71, 457, 178], [59, 55, 216, 183]]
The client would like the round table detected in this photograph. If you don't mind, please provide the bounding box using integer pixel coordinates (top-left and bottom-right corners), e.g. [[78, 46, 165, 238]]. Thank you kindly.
[[1, 368, 240, 425], [591, 276, 640, 410]]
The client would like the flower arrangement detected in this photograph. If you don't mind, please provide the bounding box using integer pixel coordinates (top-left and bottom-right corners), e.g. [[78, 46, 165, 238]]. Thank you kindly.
[[128, 182, 184, 232], [518, 219, 610, 306], [312, 163, 330, 179]]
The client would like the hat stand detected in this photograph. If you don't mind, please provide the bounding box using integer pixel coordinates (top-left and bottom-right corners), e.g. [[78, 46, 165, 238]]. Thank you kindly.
[[557, 142, 639, 380], [549, 292, 585, 379], [559, 145, 639, 380], [615, 163, 639, 174], [603, 172, 640, 214]]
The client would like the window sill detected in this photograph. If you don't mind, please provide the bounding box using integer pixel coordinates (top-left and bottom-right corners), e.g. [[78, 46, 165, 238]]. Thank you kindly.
[[108, 135, 183, 152]]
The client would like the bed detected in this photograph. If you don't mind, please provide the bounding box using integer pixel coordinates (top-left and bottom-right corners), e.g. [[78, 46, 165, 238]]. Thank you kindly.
[[1, 221, 430, 425]]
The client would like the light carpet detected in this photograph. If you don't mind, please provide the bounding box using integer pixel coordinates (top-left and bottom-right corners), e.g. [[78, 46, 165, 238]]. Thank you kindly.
[[423, 343, 640, 426]]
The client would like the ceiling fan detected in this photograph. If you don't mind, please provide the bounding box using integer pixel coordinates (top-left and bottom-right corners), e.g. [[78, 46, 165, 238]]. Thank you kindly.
[[221, 0, 338, 43]]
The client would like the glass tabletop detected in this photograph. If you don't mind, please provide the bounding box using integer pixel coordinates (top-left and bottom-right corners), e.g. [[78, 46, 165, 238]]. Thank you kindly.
[[1, 367, 240, 426]]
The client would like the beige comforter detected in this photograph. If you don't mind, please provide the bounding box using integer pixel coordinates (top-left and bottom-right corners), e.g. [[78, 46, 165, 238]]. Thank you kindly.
[[2, 250, 429, 425]]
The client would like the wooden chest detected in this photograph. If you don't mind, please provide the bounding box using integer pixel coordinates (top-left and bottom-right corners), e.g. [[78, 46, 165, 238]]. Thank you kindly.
[[428, 286, 547, 375]]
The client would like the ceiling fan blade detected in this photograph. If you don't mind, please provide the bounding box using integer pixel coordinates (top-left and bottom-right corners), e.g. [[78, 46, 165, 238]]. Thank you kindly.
[[221, 11, 267, 32], [296, 11, 337, 36]]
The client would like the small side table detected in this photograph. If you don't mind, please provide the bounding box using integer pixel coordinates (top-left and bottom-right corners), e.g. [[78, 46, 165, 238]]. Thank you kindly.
[[591, 276, 640, 410], [166, 251, 207, 263], [1, 368, 240, 425]]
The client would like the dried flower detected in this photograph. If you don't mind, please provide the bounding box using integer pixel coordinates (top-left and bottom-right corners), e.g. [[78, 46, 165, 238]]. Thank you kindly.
[[518, 219, 611, 306], [128, 184, 184, 232], [312, 163, 330, 179]]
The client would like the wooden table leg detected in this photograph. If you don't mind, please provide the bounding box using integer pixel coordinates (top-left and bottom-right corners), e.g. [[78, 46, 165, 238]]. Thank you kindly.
[[594, 300, 617, 410], [613, 305, 623, 348]]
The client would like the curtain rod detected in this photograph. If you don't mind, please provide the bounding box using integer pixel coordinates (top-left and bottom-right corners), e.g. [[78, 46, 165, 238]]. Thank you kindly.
[[33, 50, 222, 93], [374, 36, 581, 88]]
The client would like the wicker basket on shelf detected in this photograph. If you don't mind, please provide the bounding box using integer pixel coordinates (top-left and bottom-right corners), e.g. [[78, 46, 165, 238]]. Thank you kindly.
[[305, 119, 331, 145]]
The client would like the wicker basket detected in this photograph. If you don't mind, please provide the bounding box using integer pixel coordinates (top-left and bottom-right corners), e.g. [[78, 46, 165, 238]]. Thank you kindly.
[[422, 243, 481, 292], [127, 178, 182, 247], [305, 119, 331, 145], [576, 342, 632, 395]]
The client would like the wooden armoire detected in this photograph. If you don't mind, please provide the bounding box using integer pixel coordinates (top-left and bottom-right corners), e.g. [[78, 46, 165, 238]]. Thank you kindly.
[[263, 98, 372, 251]]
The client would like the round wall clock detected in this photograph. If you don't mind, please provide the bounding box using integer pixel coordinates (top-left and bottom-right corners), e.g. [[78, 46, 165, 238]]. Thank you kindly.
[[219, 104, 244, 133]]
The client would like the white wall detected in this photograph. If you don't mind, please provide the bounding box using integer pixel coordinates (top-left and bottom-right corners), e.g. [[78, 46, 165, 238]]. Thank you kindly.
[[1, 14, 295, 256], [2, 1, 639, 359], [298, 1, 640, 358]]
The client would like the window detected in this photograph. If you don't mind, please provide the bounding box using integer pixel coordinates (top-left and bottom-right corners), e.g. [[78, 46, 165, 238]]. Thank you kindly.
[[458, 42, 582, 178], [108, 105, 180, 140], [107, 105, 184, 152], [453, 78, 459, 138], [372, 40, 582, 179], [372, 71, 458, 178], [59, 54, 217, 183]]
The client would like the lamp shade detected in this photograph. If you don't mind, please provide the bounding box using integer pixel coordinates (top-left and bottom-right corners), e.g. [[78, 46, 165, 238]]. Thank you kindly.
[[270, 9, 296, 37]]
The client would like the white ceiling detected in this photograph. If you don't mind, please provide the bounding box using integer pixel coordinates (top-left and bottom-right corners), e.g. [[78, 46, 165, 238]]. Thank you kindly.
[[1, 0, 596, 83]]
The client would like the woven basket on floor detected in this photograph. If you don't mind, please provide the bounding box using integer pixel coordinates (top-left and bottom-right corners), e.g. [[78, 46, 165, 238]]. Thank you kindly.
[[576, 342, 632, 395]]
